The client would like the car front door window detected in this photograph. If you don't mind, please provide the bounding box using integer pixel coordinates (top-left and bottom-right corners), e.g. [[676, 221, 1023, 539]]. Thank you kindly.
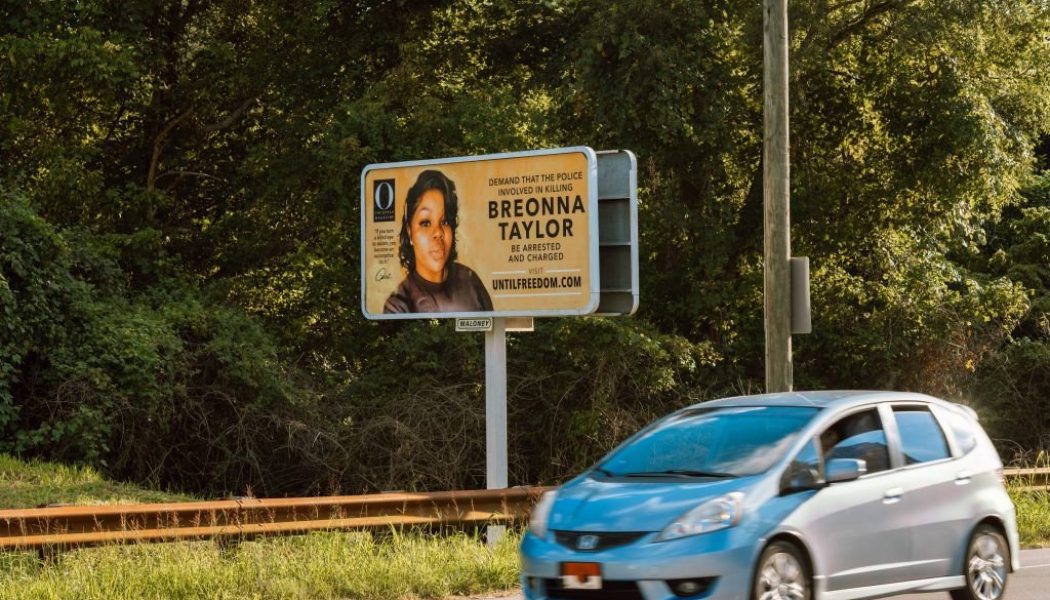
[[821, 409, 891, 474]]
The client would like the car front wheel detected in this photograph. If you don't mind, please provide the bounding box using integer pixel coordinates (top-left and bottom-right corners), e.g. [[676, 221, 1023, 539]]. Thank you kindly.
[[753, 540, 811, 600], [950, 524, 1009, 600]]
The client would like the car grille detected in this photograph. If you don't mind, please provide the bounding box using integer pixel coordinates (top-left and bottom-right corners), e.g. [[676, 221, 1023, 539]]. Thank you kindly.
[[553, 530, 647, 552], [543, 579, 644, 600]]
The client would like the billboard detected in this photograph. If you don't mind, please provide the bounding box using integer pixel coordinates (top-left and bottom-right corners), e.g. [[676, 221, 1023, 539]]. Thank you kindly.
[[361, 147, 600, 320]]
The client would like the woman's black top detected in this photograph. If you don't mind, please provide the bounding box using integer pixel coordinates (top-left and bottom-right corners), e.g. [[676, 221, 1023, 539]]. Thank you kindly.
[[383, 262, 493, 314]]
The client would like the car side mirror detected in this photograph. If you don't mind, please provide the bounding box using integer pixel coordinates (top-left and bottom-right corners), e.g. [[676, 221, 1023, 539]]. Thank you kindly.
[[826, 458, 867, 483]]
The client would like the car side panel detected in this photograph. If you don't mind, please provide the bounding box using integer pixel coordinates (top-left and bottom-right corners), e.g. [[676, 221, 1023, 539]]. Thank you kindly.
[[892, 457, 976, 579], [781, 469, 916, 591]]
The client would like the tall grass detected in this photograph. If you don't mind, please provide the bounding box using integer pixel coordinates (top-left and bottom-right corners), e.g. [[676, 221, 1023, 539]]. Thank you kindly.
[[1008, 452, 1050, 547], [0, 529, 521, 600], [1011, 488, 1050, 547]]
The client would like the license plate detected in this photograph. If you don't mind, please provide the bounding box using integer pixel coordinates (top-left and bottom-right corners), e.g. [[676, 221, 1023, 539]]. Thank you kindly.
[[560, 562, 602, 590]]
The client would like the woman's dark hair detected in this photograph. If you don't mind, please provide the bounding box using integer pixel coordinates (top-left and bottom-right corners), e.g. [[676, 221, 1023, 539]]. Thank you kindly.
[[398, 169, 459, 271]]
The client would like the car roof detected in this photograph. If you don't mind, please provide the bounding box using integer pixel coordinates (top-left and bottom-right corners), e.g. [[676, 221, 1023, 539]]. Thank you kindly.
[[683, 390, 949, 412]]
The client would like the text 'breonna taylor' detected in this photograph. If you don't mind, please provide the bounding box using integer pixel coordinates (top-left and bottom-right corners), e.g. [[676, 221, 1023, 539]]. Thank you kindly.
[[488, 194, 586, 241]]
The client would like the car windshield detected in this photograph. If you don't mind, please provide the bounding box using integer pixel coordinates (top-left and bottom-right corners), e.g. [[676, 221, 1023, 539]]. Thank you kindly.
[[597, 405, 820, 478]]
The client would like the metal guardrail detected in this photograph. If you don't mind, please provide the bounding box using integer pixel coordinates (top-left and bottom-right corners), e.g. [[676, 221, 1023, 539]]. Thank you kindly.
[[1004, 466, 1050, 490], [0, 487, 552, 551], [1, 469, 1046, 552]]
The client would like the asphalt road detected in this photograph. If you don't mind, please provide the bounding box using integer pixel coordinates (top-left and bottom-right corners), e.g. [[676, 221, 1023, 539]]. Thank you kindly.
[[472, 547, 1050, 600], [891, 547, 1050, 600]]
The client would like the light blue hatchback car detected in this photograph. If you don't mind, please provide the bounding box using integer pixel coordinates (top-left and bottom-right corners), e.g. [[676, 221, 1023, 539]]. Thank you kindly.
[[520, 391, 1019, 600]]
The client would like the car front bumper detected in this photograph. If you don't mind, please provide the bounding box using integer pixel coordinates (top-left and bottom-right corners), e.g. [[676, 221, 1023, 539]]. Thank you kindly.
[[519, 529, 757, 600]]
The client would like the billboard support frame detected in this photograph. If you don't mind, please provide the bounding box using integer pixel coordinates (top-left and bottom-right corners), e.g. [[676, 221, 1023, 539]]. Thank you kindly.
[[484, 317, 508, 547], [359, 146, 639, 547]]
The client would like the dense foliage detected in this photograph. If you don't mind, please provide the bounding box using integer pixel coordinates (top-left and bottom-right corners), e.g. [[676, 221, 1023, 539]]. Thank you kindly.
[[2, 0, 1049, 495]]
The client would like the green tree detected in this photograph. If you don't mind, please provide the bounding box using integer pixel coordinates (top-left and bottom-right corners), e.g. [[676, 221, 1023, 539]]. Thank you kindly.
[[3, 0, 1050, 495], [971, 171, 1050, 451]]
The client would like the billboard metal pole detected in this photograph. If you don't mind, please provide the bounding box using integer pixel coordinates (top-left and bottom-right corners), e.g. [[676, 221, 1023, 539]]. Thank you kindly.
[[484, 317, 508, 546], [763, 0, 793, 393]]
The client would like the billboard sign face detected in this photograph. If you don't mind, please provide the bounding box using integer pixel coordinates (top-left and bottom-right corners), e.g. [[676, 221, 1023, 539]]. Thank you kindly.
[[361, 147, 600, 320]]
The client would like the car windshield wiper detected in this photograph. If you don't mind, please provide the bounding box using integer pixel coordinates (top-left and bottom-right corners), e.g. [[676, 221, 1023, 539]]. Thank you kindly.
[[620, 469, 737, 479], [591, 467, 616, 477]]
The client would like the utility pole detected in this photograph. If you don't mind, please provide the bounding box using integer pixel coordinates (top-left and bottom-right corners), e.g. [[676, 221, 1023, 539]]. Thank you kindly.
[[763, 0, 793, 392]]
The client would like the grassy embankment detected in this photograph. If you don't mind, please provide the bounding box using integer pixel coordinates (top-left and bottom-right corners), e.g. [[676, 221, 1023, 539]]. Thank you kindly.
[[0, 455, 519, 600], [0, 454, 1048, 599]]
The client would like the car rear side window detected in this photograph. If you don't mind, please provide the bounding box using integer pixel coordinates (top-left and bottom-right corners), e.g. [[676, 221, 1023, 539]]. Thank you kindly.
[[893, 406, 951, 464]]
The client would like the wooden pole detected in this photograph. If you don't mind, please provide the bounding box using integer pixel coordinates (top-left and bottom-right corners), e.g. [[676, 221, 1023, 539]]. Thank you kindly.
[[763, 0, 793, 392]]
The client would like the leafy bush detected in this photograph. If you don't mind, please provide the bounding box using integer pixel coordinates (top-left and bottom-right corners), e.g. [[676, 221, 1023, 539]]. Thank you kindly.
[[0, 197, 343, 495], [1, 196, 98, 459], [341, 317, 718, 490]]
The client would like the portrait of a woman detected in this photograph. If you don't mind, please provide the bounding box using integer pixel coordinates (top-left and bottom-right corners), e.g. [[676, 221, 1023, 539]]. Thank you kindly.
[[383, 169, 493, 314]]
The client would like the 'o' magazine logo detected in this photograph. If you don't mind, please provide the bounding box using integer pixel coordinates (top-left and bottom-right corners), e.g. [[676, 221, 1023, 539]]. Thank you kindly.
[[373, 179, 395, 222]]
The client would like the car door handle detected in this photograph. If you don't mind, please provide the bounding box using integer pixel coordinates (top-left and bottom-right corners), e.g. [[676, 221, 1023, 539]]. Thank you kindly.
[[883, 487, 903, 504], [955, 471, 973, 485]]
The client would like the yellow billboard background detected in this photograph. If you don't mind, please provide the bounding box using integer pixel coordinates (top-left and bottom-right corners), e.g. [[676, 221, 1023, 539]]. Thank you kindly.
[[362, 150, 596, 318]]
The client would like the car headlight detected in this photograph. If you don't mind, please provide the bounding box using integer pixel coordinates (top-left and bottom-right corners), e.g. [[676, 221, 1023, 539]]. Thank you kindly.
[[655, 492, 745, 542], [528, 491, 557, 538]]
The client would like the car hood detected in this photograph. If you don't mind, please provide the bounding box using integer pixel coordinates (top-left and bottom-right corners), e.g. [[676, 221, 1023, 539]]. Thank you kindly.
[[547, 475, 756, 533]]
